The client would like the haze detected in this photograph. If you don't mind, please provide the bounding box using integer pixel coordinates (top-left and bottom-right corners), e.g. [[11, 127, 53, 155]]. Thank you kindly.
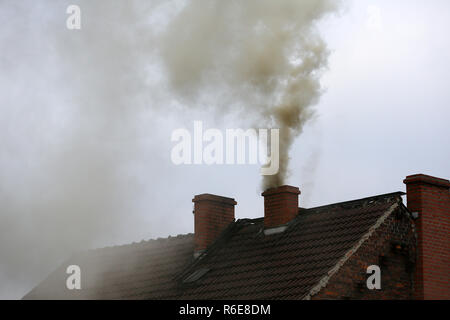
[[0, 0, 449, 299]]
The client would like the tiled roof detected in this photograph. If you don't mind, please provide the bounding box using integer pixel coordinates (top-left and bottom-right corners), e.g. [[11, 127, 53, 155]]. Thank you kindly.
[[23, 192, 407, 300], [24, 234, 195, 299]]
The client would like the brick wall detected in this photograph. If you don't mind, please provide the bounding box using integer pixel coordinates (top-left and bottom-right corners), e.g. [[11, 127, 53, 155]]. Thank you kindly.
[[262, 186, 300, 228], [404, 174, 450, 300], [312, 205, 416, 300], [192, 194, 236, 254]]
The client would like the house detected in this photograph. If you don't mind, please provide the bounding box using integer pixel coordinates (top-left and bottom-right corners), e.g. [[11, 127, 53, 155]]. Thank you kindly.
[[23, 174, 450, 300]]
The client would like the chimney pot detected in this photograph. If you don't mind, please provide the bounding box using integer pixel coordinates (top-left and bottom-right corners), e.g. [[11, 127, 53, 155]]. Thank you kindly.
[[262, 185, 301, 229], [403, 174, 450, 300], [192, 194, 236, 255]]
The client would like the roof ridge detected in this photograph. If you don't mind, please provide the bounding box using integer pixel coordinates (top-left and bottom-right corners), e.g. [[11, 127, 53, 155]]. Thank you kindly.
[[88, 233, 194, 252], [305, 192, 405, 212], [87, 193, 403, 254]]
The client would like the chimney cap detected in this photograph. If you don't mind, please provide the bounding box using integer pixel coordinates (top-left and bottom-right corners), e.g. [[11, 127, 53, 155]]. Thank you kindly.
[[192, 193, 237, 205], [262, 185, 301, 197], [403, 174, 450, 189]]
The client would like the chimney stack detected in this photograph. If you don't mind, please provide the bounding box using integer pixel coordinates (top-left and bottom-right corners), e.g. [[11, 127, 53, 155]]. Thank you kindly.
[[262, 185, 301, 230], [192, 194, 236, 256], [403, 174, 450, 300]]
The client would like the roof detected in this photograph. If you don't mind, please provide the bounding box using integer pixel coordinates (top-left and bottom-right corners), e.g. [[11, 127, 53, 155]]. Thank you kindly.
[[24, 234, 195, 299], [23, 192, 408, 300]]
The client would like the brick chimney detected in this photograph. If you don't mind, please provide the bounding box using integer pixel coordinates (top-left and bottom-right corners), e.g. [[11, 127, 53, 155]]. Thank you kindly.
[[403, 174, 450, 300], [262, 185, 301, 230], [192, 194, 236, 255]]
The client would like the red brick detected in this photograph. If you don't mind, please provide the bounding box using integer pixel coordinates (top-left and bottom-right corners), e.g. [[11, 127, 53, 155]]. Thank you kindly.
[[192, 193, 236, 253], [404, 174, 450, 300], [262, 185, 300, 228]]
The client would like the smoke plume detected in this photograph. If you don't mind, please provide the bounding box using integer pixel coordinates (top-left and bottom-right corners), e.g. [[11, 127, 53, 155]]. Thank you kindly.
[[159, 0, 340, 189]]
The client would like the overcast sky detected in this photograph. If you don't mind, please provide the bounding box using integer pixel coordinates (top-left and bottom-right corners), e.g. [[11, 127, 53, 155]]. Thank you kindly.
[[1, 0, 449, 299]]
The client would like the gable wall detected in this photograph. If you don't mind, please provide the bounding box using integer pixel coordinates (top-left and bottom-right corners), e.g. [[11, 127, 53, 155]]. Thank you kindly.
[[312, 207, 416, 300]]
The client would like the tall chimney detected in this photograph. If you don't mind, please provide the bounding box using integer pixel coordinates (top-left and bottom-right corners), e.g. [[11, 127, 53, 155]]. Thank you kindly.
[[262, 185, 301, 230], [192, 194, 236, 256], [403, 174, 450, 300]]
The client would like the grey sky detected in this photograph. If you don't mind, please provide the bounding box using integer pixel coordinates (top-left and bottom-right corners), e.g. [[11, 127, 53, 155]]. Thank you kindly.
[[0, 0, 449, 299]]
